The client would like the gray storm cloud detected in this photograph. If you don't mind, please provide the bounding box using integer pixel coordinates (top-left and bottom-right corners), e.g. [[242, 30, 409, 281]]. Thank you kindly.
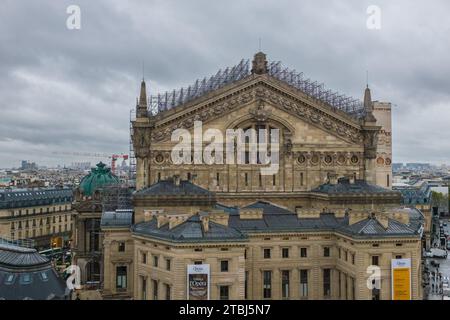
[[0, 0, 449, 167]]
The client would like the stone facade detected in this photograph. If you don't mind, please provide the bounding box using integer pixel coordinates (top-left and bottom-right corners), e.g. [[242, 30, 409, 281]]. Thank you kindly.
[[0, 188, 74, 250], [100, 52, 423, 300]]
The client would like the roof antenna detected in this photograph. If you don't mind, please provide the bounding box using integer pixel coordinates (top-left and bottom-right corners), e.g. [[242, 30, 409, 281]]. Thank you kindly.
[[142, 62, 145, 81], [258, 38, 262, 52], [366, 70, 369, 88]]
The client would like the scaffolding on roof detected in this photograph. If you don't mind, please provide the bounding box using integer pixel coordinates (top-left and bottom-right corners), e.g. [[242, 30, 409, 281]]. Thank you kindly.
[[129, 109, 136, 188], [268, 61, 366, 119], [147, 59, 251, 115], [145, 57, 366, 120], [100, 184, 133, 212]]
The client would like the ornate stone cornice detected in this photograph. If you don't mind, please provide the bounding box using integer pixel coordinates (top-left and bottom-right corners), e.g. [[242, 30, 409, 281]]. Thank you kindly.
[[144, 78, 363, 145]]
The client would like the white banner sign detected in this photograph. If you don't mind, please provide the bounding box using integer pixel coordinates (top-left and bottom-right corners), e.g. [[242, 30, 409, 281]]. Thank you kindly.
[[187, 264, 210, 300]]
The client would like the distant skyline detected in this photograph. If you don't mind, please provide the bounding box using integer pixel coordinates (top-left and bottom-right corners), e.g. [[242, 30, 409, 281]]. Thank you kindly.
[[1, 1, 450, 167]]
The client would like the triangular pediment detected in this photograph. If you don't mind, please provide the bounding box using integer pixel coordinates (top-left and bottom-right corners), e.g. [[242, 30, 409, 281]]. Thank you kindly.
[[149, 75, 363, 144]]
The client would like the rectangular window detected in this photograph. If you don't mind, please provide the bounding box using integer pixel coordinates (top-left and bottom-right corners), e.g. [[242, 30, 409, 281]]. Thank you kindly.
[[351, 253, 355, 265], [300, 247, 307, 258], [153, 255, 159, 267], [216, 172, 220, 186], [272, 174, 276, 186], [141, 277, 147, 300], [152, 280, 158, 300], [244, 151, 250, 164], [142, 252, 147, 264], [338, 272, 342, 298], [323, 247, 330, 257], [300, 270, 308, 298], [219, 286, 230, 300], [116, 266, 127, 289], [263, 248, 271, 259], [338, 248, 341, 259], [282, 248, 289, 258], [372, 255, 379, 266], [220, 260, 229, 272], [395, 255, 402, 259], [244, 173, 249, 186], [281, 270, 290, 299], [245, 271, 248, 300], [351, 278, 355, 300], [263, 271, 272, 299], [118, 242, 125, 252], [166, 259, 171, 271], [165, 284, 171, 300], [372, 288, 380, 300], [194, 260, 203, 265], [259, 173, 262, 187], [300, 172, 304, 186], [323, 269, 331, 298], [345, 274, 348, 300]]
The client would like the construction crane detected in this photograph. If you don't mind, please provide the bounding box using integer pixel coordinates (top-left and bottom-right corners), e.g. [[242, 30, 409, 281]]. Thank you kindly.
[[51, 151, 128, 175], [111, 154, 128, 176]]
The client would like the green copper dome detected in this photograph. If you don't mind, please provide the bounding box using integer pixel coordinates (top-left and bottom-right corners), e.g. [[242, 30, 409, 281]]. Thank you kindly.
[[79, 162, 119, 196]]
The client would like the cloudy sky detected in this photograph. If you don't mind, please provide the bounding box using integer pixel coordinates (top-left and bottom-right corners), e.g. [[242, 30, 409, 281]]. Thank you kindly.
[[1, 0, 449, 168]]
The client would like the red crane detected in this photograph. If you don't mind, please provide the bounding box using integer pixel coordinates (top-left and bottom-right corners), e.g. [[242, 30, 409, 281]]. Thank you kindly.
[[51, 151, 128, 175], [111, 154, 129, 176]]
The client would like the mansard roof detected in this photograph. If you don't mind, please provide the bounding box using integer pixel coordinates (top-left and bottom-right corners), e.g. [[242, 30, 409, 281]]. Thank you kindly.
[[228, 201, 422, 238], [132, 214, 247, 243], [0, 188, 73, 209], [312, 178, 399, 195], [339, 217, 417, 237], [0, 243, 48, 268], [134, 178, 213, 197], [0, 242, 70, 300], [101, 209, 134, 228], [128, 200, 423, 243]]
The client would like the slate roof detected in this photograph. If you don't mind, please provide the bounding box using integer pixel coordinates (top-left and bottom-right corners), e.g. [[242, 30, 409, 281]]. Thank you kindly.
[[134, 179, 213, 197], [339, 218, 417, 237], [228, 202, 422, 238], [130, 201, 423, 242], [0, 188, 73, 209], [0, 243, 69, 300], [0, 243, 49, 268], [132, 214, 247, 243], [0, 266, 69, 300], [101, 209, 134, 228], [394, 182, 432, 205], [312, 178, 398, 195]]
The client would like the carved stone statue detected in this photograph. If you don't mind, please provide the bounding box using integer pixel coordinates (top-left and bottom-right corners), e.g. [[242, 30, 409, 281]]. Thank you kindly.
[[251, 52, 268, 75], [250, 100, 271, 123]]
